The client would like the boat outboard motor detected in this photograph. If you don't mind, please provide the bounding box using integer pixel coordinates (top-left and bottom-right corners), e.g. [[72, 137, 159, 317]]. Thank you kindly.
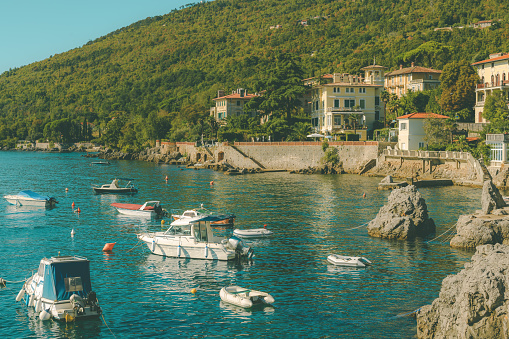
[[70, 294, 86, 315], [87, 291, 98, 305], [227, 236, 253, 259]]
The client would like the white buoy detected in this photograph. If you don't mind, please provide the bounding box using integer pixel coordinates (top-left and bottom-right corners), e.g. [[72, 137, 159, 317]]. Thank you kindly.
[[39, 309, 51, 321], [177, 244, 181, 257], [204, 244, 209, 258], [71, 229, 75, 237], [16, 288, 25, 302]]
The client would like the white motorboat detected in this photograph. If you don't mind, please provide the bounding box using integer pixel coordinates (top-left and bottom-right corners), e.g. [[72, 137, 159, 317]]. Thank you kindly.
[[111, 201, 165, 218], [233, 227, 273, 239], [171, 205, 235, 227], [327, 254, 372, 268], [93, 178, 138, 194], [137, 216, 253, 261], [16, 255, 102, 321], [4, 190, 57, 208], [219, 285, 275, 308]]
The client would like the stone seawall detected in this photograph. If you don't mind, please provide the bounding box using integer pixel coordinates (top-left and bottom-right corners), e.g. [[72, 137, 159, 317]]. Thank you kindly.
[[176, 141, 380, 172]]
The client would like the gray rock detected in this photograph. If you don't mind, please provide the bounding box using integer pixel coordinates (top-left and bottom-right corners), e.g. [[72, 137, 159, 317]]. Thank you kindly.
[[367, 185, 435, 240], [481, 180, 506, 214], [381, 175, 393, 183], [450, 213, 509, 249], [417, 244, 509, 338]]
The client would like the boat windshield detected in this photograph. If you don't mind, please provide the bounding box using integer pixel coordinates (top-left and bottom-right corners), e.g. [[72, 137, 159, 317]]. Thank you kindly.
[[164, 224, 191, 236]]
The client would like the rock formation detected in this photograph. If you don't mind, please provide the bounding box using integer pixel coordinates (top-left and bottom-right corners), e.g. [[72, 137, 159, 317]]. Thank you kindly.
[[380, 175, 393, 183], [417, 244, 509, 338], [450, 180, 509, 249], [367, 185, 435, 240]]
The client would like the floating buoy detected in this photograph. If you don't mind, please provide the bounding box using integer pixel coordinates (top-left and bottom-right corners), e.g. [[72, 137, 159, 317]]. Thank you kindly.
[[65, 313, 75, 322], [0, 278, 6, 287], [161, 220, 165, 226], [71, 229, 75, 237], [65, 188, 69, 192], [363, 192, 366, 198], [16, 288, 25, 302], [72, 202, 75, 209], [165, 175, 168, 181], [102, 242, 116, 252], [210, 181, 214, 185], [191, 288, 197, 294], [76, 207, 81, 214], [39, 308, 51, 321]]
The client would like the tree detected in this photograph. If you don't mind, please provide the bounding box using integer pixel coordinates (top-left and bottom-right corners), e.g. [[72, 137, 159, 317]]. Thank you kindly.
[[439, 60, 479, 119], [423, 117, 455, 149], [483, 90, 509, 124], [380, 91, 390, 127], [248, 52, 307, 121]]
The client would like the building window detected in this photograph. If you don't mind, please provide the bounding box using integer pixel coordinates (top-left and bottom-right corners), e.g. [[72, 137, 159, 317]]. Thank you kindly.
[[237, 101, 241, 106], [334, 99, 340, 108], [375, 111, 380, 120], [491, 143, 503, 161], [334, 116, 341, 125], [333, 87, 340, 93], [344, 99, 355, 108], [400, 122, 407, 131], [359, 88, 366, 93], [359, 99, 365, 109], [327, 115, 331, 126], [401, 143, 407, 150], [375, 96, 380, 106], [419, 142, 425, 149]]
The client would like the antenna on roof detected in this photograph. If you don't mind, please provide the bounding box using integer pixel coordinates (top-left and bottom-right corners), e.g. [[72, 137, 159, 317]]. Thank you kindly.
[[373, 56, 376, 65]]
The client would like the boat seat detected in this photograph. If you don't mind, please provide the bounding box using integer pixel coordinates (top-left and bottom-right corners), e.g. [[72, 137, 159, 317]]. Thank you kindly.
[[230, 289, 250, 295]]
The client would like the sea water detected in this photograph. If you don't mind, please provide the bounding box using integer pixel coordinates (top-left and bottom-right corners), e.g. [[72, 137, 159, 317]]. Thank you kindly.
[[0, 151, 481, 338]]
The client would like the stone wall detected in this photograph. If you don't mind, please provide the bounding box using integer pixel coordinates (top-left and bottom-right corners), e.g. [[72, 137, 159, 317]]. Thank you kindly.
[[176, 141, 380, 171]]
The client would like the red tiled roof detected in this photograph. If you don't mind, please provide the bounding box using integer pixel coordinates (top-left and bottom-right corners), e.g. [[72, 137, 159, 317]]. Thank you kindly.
[[385, 66, 442, 76], [213, 93, 259, 100], [472, 53, 509, 66], [397, 112, 449, 119]]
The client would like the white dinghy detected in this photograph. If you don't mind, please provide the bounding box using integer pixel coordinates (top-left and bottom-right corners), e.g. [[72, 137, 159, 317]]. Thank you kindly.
[[327, 254, 372, 268], [16, 255, 102, 322], [233, 227, 273, 239], [219, 285, 275, 308]]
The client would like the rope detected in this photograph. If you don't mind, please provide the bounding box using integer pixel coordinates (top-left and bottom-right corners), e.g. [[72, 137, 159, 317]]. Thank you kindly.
[[1, 279, 27, 284], [126, 240, 144, 252], [426, 224, 457, 243], [345, 222, 369, 231], [101, 314, 117, 338]]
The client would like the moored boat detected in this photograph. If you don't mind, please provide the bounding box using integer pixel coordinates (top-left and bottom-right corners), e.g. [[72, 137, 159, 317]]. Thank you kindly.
[[111, 201, 165, 218], [93, 178, 138, 194], [171, 205, 235, 227], [137, 216, 253, 261], [233, 227, 273, 239], [219, 285, 275, 308], [16, 255, 102, 321], [4, 190, 57, 208], [327, 254, 372, 268]]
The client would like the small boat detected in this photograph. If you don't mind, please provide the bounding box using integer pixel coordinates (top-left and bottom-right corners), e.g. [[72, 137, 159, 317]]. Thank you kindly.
[[137, 216, 253, 261], [92, 178, 138, 194], [4, 190, 57, 208], [16, 255, 102, 321], [219, 285, 275, 308], [327, 254, 372, 268], [111, 201, 165, 218], [91, 161, 110, 165], [171, 205, 235, 227], [233, 227, 273, 239]]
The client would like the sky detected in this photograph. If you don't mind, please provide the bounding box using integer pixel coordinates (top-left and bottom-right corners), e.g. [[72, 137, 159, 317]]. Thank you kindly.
[[0, 0, 192, 74]]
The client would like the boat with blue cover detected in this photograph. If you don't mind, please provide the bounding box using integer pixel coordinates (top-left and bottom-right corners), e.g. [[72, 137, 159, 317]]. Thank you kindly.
[[4, 190, 57, 208], [16, 255, 102, 322]]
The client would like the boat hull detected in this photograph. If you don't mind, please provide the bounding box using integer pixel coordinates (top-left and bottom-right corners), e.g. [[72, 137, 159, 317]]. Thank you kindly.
[[115, 207, 155, 217], [219, 286, 275, 308], [233, 228, 273, 238], [327, 255, 371, 268], [93, 188, 138, 194], [137, 233, 236, 261], [4, 196, 54, 208]]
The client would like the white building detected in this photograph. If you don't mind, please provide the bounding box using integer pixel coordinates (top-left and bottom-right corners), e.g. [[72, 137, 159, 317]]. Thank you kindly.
[[397, 112, 449, 150], [485, 134, 509, 167]]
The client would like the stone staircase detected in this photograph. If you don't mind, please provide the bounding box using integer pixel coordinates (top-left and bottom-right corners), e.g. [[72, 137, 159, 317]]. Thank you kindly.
[[230, 145, 265, 169]]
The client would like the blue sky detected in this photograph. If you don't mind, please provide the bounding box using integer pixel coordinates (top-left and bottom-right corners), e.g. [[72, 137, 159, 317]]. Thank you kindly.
[[0, 0, 191, 74]]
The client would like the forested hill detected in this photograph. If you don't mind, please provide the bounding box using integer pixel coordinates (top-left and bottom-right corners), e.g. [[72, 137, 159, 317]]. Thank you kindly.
[[0, 0, 508, 149]]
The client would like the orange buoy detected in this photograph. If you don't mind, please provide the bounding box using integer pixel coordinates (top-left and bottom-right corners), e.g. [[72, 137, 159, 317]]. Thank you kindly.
[[165, 175, 168, 181], [191, 288, 197, 294], [210, 181, 214, 185], [363, 192, 366, 198], [72, 202, 75, 209], [65, 188, 69, 192], [76, 207, 81, 213], [264, 224, 267, 229], [102, 242, 116, 252]]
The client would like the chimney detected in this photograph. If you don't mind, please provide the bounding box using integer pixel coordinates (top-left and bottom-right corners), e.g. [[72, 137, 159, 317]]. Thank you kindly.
[[411, 62, 415, 67], [400, 65, 403, 69], [217, 90, 225, 98]]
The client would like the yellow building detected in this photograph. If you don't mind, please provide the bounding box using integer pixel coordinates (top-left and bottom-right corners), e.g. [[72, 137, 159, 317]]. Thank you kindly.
[[384, 63, 442, 98], [306, 64, 386, 140], [472, 53, 509, 123], [210, 89, 259, 122]]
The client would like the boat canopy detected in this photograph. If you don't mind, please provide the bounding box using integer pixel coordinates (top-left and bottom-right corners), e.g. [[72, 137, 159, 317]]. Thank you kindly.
[[189, 215, 230, 223], [18, 190, 51, 201], [41, 257, 93, 301]]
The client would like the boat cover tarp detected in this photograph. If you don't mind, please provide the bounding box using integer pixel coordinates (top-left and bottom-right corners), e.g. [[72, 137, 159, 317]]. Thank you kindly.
[[42, 260, 92, 301], [18, 190, 50, 201], [190, 215, 229, 223]]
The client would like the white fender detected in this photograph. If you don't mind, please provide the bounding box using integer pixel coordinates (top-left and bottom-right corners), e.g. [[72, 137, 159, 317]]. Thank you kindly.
[[28, 294, 35, 307], [39, 309, 51, 321], [204, 244, 208, 258], [16, 288, 25, 302], [35, 298, 42, 313], [151, 239, 156, 252], [177, 244, 181, 257]]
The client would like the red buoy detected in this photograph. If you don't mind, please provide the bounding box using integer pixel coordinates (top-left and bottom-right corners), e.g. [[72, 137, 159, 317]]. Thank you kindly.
[[102, 242, 116, 252], [72, 202, 75, 209], [77, 207, 81, 213]]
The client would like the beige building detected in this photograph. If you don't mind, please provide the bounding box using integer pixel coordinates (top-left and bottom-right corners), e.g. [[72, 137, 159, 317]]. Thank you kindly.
[[210, 89, 259, 122], [472, 53, 509, 123], [384, 63, 442, 98], [306, 64, 386, 140], [396, 112, 449, 150]]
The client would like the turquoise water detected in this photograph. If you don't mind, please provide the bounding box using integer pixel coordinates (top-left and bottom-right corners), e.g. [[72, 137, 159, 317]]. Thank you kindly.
[[0, 151, 479, 338]]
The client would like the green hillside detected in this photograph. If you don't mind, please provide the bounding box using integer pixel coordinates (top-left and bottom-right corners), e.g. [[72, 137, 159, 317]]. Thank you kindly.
[[0, 0, 508, 149]]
